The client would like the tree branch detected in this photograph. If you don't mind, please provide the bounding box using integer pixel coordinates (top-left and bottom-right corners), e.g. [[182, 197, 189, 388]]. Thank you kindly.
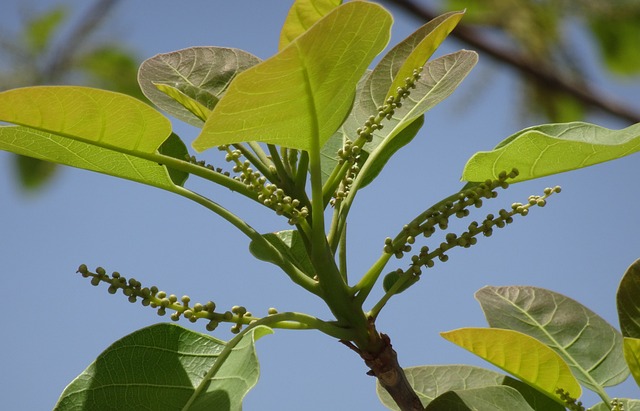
[[384, 0, 640, 124]]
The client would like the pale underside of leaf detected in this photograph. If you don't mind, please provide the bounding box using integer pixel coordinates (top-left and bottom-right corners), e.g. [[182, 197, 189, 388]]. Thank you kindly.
[[617, 258, 640, 338], [476, 285, 629, 391], [424, 386, 536, 411], [462, 121, 640, 183]]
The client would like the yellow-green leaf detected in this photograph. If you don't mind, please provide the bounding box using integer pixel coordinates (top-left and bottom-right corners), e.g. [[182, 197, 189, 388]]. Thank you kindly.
[[278, 0, 343, 50], [625, 337, 640, 388], [193, 1, 392, 153], [154, 83, 212, 123], [0, 86, 172, 153], [441, 328, 582, 403]]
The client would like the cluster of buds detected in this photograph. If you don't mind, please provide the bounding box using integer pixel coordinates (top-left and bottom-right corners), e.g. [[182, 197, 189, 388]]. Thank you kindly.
[[76, 264, 279, 333], [220, 146, 309, 225], [382, 169, 562, 288], [332, 68, 423, 206], [555, 388, 585, 411], [184, 154, 231, 176]]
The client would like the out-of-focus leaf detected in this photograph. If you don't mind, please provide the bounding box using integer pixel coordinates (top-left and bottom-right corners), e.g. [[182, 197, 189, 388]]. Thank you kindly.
[[425, 386, 535, 411], [462, 122, 640, 183], [376, 365, 564, 411], [249, 230, 314, 277], [477, 285, 629, 391], [590, 14, 640, 75], [618, 258, 640, 338], [193, 2, 392, 153], [0, 126, 186, 189], [138, 47, 261, 127], [14, 154, 57, 190], [625, 338, 640, 388], [0, 86, 172, 153], [441, 327, 581, 403], [54, 323, 272, 411], [24, 6, 67, 53], [278, 0, 342, 50]]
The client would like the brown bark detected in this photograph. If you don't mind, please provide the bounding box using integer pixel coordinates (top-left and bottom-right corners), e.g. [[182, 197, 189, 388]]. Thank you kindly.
[[342, 333, 424, 411]]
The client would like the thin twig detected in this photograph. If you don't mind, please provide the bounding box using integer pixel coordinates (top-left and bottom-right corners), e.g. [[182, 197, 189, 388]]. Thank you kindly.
[[384, 0, 640, 124]]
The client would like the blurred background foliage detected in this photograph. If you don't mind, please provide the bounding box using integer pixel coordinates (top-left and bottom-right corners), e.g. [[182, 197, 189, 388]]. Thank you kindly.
[[2, 0, 639, 190]]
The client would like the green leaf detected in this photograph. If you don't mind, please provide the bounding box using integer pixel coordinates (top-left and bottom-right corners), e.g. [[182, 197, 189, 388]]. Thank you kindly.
[[193, 1, 392, 153], [155, 83, 212, 123], [278, 0, 342, 50], [14, 154, 57, 190], [462, 122, 640, 183], [24, 6, 67, 53], [425, 386, 535, 411], [441, 327, 582, 403], [589, 399, 640, 411], [54, 323, 272, 411], [590, 14, 640, 75], [382, 268, 419, 295], [322, 50, 478, 187], [0, 126, 185, 189], [0, 86, 172, 154], [625, 338, 640, 388], [477, 285, 629, 391], [138, 47, 261, 127], [158, 132, 190, 186], [376, 365, 564, 411], [618, 258, 640, 338], [249, 230, 314, 277]]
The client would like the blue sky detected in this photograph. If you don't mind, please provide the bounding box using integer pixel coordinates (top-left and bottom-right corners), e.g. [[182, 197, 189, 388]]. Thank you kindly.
[[1, 1, 639, 410]]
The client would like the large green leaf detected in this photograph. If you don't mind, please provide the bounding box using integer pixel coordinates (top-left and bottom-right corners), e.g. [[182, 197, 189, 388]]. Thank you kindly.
[[477, 285, 629, 391], [441, 328, 582, 403], [193, 1, 392, 153], [618, 258, 640, 338], [425, 386, 535, 411], [625, 338, 640, 388], [0, 86, 172, 153], [54, 323, 272, 411], [249, 230, 314, 277], [278, 0, 342, 50], [0, 126, 186, 188], [462, 122, 640, 183], [138, 47, 261, 127], [376, 365, 564, 411]]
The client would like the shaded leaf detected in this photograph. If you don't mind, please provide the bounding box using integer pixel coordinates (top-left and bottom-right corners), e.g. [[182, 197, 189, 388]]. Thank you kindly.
[[14, 154, 57, 190], [278, 0, 342, 50], [158, 132, 190, 186], [382, 268, 419, 295], [0, 86, 172, 153], [193, 2, 392, 153], [54, 323, 272, 411], [376, 365, 564, 411], [0, 126, 185, 189], [138, 47, 261, 127], [249, 230, 314, 277], [625, 338, 640, 388], [462, 122, 640, 183], [441, 327, 581, 402], [618, 258, 640, 338], [425, 386, 535, 411], [477, 285, 629, 391]]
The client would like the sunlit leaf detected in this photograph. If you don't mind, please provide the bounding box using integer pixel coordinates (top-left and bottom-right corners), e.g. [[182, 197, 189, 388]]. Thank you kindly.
[[618, 258, 640, 338], [589, 399, 640, 411], [0, 126, 186, 188], [477, 285, 629, 391], [54, 323, 272, 411], [0, 86, 172, 153], [625, 338, 640, 388], [278, 0, 342, 50], [425, 386, 535, 411], [155, 83, 212, 123], [193, 2, 392, 153], [441, 327, 581, 403], [249, 230, 314, 277], [376, 365, 564, 411], [462, 122, 640, 183], [138, 47, 261, 127]]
